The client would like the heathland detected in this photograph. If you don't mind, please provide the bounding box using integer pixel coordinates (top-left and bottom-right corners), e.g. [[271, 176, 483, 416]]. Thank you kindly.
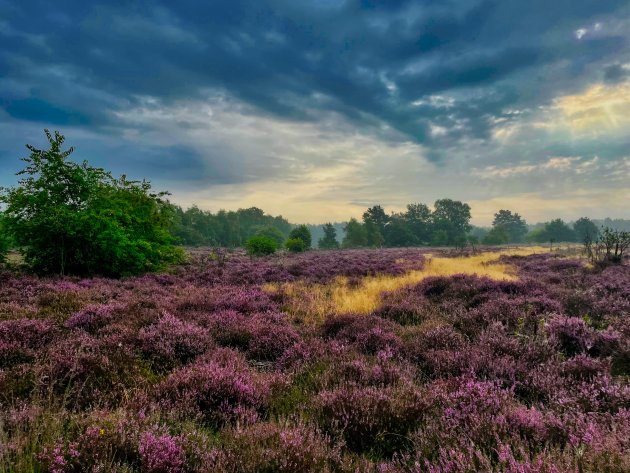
[[1, 246, 628, 472]]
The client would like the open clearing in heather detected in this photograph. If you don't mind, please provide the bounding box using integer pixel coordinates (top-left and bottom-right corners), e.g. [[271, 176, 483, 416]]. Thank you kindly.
[[267, 246, 552, 322]]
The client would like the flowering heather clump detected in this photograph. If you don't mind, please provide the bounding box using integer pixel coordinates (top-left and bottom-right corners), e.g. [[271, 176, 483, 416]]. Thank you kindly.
[[547, 315, 594, 356], [0, 318, 55, 367], [205, 422, 343, 473], [155, 349, 273, 427], [138, 312, 212, 371], [139, 431, 185, 473], [65, 303, 124, 332], [0, 248, 628, 471]]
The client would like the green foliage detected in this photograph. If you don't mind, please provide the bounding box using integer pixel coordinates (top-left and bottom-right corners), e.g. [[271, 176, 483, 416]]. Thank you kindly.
[[254, 225, 285, 248], [172, 205, 291, 247], [482, 226, 509, 245], [285, 238, 307, 253], [342, 218, 368, 248], [288, 224, 312, 248], [383, 215, 417, 247], [492, 209, 527, 243], [430, 229, 449, 246], [318, 223, 339, 249], [573, 217, 599, 244], [0, 130, 184, 276], [245, 235, 277, 256], [432, 199, 472, 246], [0, 213, 10, 263], [403, 203, 432, 245], [363, 206, 388, 246], [528, 218, 576, 244]]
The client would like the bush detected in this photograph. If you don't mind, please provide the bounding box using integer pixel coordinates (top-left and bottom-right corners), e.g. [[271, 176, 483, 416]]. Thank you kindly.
[[288, 225, 311, 249], [285, 238, 307, 253], [253, 226, 286, 248], [0, 130, 184, 277], [245, 235, 277, 256]]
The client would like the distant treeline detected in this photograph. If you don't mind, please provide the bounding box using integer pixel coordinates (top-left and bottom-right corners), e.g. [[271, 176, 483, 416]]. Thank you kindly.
[[172, 202, 630, 249]]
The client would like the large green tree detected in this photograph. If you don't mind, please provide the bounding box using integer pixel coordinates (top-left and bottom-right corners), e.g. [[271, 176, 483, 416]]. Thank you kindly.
[[528, 219, 576, 243], [363, 205, 388, 247], [431, 199, 472, 246], [0, 130, 183, 276], [573, 217, 599, 244], [403, 203, 432, 245], [342, 218, 368, 248], [384, 214, 417, 247], [492, 209, 528, 243]]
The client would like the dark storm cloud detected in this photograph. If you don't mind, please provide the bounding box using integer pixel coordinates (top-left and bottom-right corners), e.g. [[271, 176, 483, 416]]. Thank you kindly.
[[0, 0, 629, 182], [603, 63, 630, 83]]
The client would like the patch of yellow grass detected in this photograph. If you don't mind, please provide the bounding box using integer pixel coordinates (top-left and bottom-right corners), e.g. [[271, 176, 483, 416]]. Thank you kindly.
[[266, 246, 549, 324]]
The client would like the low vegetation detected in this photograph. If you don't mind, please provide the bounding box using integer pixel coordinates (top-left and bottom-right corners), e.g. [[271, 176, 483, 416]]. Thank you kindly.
[[0, 247, 628, 472]]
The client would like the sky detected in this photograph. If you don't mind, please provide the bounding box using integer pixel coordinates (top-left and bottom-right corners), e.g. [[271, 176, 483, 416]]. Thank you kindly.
[[1, 0, 629, 225]]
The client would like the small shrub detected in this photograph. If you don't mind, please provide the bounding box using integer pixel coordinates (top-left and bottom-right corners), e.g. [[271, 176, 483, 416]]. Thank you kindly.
[[155, 349, 272, 427], [285, 238, 307, 253], [245, 236, 277, 256], [138, 312, 212, 371], [139, 431, 185, 473], [288, 225, 312, 249]]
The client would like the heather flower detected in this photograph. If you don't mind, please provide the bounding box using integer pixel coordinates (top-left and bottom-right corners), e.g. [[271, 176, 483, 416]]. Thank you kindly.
[[547, 315, 594, 356], [65, 303, 123, 332], [155, 349, 271, 427], [204, 422, 343, 472], [138, 312, 212, 371], [139, 431, 185, 473], [0, 318, 55, 367]]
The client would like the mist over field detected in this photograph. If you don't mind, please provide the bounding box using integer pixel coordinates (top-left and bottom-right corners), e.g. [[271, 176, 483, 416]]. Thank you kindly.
[[0, 1, 629, 472]]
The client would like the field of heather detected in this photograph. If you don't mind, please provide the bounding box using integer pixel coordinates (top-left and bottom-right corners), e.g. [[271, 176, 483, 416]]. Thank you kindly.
[[0, 247, 629, 472]]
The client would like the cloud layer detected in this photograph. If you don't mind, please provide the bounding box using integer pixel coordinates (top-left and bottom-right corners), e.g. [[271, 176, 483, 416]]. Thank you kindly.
[[1, 0, 629, 224]]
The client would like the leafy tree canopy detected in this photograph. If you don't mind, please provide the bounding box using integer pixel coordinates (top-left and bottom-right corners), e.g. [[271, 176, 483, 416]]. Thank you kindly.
[[573, 217, 599, 244], [432, 199, 472, 246], [0, 130, 183, 276], [342, 218, 368, 248], [483, 226, 509, 245], [492, 209, 527, 243]]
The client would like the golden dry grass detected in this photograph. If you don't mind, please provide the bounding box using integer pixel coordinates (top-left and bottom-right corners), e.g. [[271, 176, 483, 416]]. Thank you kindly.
[[266, 246, 549, 324]]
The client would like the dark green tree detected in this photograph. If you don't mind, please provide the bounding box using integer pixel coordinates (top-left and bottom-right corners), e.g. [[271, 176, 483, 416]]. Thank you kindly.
[[528, 219, 576, 244], [431, 199, 472, 246], [0, 130, 183, 276], [482, 226, 509, 245], [492, 209, 528, 243], [318, 223, 339, 249], [363, 205, 388, 247], [342, 218, 368, 248], [288, 224, 311, 249], [383, 214, 417, 247], [403, 203, 432, 245], [573, 217, 599, 244]]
